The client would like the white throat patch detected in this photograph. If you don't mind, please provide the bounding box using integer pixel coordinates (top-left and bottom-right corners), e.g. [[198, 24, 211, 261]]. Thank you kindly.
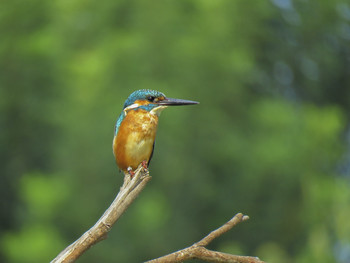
[[150, 106, 167, 116]]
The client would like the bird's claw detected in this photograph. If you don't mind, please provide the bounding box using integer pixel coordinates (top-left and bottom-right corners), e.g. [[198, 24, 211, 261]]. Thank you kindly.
[[127, 167, 135, 178], [141, 160, 148, 170]]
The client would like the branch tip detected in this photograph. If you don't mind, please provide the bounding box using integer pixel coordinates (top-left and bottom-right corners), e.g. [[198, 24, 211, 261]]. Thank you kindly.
[[242, 215, 250, 221]]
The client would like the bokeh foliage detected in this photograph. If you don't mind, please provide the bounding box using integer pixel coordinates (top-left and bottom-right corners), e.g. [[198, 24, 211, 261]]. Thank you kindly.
[[1, 0, 350, 262]]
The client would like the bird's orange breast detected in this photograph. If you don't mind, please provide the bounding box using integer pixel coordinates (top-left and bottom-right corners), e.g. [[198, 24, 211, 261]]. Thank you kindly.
[[113, 109, 159, 172]]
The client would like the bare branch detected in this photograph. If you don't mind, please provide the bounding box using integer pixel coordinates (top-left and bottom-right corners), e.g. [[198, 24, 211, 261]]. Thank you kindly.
[[51, 167, 264, 263], [195, 213, 249, 247], [145, 213, 264, 263], [51, 166, 151, 263]]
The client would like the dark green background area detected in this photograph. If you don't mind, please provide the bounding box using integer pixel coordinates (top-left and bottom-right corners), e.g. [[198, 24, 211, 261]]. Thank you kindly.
[[1, 0, 350, 262]]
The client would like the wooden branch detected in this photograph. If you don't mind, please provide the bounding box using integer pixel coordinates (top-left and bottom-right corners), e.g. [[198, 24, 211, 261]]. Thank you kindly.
[[51, 165, 264, 263], [145, 213, 265, 263], [51, 166, 151, 263]]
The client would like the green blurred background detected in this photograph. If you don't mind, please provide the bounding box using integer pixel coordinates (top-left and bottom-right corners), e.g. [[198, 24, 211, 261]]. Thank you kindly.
[[1, 0, 350, 262]]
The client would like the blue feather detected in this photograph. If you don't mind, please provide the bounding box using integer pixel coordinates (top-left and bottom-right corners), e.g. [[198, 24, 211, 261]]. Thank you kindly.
[[123, 89, 165, 108]]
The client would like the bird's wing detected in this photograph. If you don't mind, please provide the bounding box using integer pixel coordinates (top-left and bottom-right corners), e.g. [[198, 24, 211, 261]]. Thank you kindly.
[[147, 141, 155, 167], [115, 112, 125, 136]]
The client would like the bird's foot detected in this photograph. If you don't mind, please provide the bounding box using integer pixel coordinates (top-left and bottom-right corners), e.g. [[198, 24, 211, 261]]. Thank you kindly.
[[141, 160, 148, 170], [127, 167, 135, 178]]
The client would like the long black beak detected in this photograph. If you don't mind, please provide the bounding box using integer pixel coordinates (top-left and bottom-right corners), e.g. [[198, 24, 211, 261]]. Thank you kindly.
[[157, 97, 199, 106]]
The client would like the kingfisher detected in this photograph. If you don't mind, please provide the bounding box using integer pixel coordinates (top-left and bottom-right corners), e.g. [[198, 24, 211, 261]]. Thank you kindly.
[[113, 89, 199, 176]]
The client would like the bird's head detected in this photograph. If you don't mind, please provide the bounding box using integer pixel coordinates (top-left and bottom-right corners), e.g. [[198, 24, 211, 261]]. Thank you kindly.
[[123, 89, 199, 116], [115, 89, 198, 135]]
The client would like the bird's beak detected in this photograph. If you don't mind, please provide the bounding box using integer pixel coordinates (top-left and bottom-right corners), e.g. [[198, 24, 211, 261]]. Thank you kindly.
[[157, 97, 199, 106]]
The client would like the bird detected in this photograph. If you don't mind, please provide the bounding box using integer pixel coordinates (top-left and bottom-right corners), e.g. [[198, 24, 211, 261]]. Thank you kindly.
[[113, 89, 199, 176]]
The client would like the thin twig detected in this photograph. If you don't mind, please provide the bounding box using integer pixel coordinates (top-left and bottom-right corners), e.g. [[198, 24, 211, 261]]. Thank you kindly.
[[51, 166, 151, 263], [145, 213, 264, 263], [195, 214, 250, 247]]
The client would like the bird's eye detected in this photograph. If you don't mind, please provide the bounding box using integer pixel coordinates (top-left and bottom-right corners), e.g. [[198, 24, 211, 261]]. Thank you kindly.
[[147, 96, 156, 102]]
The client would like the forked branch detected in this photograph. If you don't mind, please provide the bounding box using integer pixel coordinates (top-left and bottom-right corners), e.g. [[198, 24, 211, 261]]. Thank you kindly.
[[51, 166, 264, 263], [146, 213, 265, 263]]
